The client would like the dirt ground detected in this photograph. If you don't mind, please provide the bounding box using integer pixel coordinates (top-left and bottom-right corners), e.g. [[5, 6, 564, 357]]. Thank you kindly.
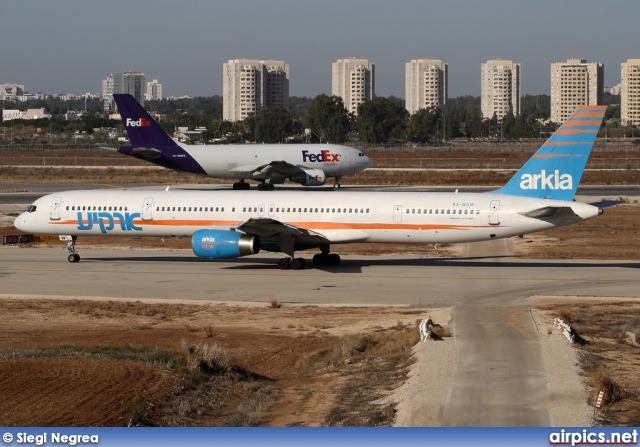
[[1, 164, 639, 427]]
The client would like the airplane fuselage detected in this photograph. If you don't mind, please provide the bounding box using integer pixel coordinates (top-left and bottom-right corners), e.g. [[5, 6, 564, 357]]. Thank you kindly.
[[15, 189, 600, 246]]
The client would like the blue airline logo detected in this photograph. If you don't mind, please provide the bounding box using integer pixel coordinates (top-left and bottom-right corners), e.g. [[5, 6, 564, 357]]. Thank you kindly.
[[76, 212, 142, 233], [519, 170, 573, 191]]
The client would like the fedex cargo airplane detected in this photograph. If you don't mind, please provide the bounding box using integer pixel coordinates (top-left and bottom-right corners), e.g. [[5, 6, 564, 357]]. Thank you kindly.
[[16, 106, 608, 270], [108, 94, 372, 190]]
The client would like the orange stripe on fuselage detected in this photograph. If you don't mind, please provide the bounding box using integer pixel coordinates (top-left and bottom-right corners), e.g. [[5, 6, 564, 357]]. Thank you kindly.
[[50, 219, 498, 232]]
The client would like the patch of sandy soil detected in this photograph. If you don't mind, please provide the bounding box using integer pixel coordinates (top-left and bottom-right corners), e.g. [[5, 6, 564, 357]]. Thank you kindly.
[[0, 297, 436, 426]]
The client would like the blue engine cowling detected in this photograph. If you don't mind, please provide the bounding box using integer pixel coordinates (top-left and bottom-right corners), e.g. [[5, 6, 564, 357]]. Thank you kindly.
[[192, 229, 260, 259]]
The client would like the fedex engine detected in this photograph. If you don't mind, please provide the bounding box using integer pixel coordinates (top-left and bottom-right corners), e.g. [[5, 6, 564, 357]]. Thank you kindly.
[[290, 169, 326, 186], [192, 229, 260, 259]]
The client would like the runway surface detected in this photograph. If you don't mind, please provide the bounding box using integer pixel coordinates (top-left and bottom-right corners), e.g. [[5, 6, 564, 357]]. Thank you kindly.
[[2, 247, 639, 304]]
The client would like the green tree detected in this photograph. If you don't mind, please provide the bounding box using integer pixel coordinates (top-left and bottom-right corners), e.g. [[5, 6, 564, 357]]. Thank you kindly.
[[256, 106, 294, 143], [406, 107, 441, 142], [356, 97, 409, 144], [304, 94, 350, 144]]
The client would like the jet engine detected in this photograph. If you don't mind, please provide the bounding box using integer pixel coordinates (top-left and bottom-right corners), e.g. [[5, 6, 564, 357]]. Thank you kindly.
[[290, 169, 326, 186], [192, 229, 260, 259]]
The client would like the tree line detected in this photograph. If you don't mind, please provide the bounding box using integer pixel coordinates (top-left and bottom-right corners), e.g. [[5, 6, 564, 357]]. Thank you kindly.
[[1, 92, 628, 144]]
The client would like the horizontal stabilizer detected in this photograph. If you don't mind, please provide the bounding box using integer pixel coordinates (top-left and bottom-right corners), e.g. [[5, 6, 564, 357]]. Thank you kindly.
[[520, 206, 572, 219], [130, 147, 163, 160], [589, 200, 623, 209]]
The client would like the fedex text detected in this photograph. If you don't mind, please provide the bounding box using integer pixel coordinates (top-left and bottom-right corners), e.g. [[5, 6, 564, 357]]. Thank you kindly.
[[125, 117, 151, 127], [302, 150, 341, 163]]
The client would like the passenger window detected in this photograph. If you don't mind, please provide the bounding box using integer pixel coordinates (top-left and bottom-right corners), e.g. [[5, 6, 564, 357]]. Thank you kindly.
[[435, 210, 439, 214]]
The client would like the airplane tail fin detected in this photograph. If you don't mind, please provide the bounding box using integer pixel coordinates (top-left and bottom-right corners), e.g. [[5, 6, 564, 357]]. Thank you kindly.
[[113, 94, 177, 148], [493, 105, 607, 200]]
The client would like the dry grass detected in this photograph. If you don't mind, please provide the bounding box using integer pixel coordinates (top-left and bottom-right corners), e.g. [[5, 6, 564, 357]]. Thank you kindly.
[[539, 301, 640, 425]]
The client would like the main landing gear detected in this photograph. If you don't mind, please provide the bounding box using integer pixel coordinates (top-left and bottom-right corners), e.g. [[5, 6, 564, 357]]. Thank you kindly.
[[63, 235, 80, 263], [257, 182, 275, 191], [276, 242, 341, 270], [232, 180, 251, 190]]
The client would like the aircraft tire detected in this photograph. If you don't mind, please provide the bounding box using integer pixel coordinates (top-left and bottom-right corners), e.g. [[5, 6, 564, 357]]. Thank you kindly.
[[278, 258, 291, 270], [291, 258, 306, 270]]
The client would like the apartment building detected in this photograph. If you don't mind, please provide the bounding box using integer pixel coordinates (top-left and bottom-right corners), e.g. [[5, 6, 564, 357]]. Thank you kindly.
[[481, 59, 521, 120], [145, 79, 163, 101], [223, 59, 289, 122], [621, 59, 640, 125], [332, 58, 375, 116], [405, 59, 448, 114], [550, 59, 603, 123]]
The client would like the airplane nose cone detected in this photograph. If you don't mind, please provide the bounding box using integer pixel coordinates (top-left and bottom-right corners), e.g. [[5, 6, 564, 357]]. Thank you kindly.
[[14, 214, 27, 231], [363, 155, 373, 168]]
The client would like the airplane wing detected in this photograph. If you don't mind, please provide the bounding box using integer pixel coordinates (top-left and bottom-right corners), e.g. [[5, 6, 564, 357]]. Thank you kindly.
[[98, 146, 118, 151], [234, 218, 329, 245], [227, 161, 304, 178]]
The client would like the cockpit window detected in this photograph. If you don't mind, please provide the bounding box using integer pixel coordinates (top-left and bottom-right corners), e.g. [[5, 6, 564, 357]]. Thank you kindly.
[[27, 205, 37, 213]]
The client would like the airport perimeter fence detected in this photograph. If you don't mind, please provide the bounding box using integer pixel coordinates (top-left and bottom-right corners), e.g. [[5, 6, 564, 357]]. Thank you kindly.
[[0, 142, 639, 170], [1, 156, 638, 170]]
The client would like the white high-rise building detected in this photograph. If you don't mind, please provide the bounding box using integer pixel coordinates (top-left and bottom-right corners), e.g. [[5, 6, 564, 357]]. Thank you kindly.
[[481, 59, 521, 120], [621, 59, 640, 126], [222, 59, 289, 122], [405, 59, 448, 114], [332, 58, 375, 116], [550, 59, 603, 124], [145, 79, 163, 101]]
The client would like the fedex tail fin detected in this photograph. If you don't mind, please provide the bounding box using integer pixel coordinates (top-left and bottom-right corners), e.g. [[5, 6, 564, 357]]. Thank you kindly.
[[493, 105, 607, 200], [113, 94, 176, 148], [112, 94, 206, 175]]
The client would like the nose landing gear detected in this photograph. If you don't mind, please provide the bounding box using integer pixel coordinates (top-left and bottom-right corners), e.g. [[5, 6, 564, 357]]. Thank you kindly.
[[62, 235, 80, 263]]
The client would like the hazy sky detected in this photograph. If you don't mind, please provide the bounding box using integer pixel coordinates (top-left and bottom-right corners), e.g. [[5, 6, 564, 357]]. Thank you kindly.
[[2, 0, 638, 99]]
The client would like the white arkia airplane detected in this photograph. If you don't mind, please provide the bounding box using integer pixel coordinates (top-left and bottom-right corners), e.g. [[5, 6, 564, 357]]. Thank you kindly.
[[110, 94, 372, 190], [16, 106, 608, 269]]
